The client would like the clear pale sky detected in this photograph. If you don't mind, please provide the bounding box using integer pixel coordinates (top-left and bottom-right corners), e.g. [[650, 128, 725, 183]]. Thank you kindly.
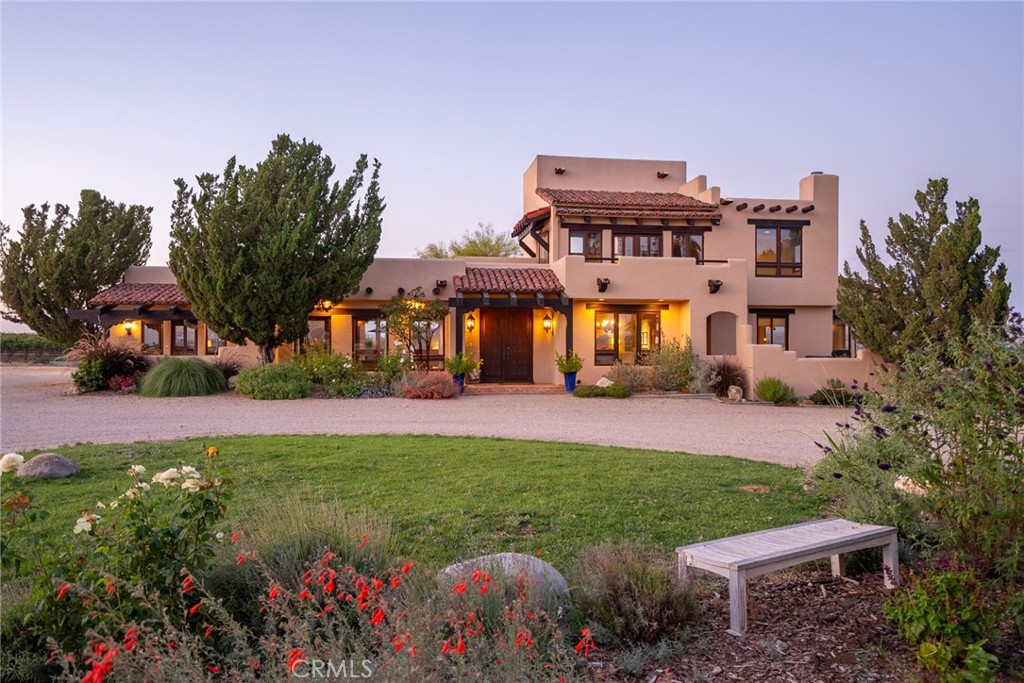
[[2, 1, 1022, 332]]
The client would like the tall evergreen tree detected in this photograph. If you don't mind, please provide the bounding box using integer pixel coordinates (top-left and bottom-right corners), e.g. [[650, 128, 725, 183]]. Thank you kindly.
[[169, 134, 384, 364], [0, 190, 152, 346], [837, 178, 1010, 362]]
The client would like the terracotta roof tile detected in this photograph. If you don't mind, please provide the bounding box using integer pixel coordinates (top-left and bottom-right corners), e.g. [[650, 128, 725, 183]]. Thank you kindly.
[[510, 207, 551, 238], [536, 187, 720, 213], [453, 267, 564, 294], [88, 283, 190, 307]]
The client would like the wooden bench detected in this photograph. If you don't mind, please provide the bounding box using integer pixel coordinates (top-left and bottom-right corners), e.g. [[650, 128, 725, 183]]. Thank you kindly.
[[676, 518, 899, 636]]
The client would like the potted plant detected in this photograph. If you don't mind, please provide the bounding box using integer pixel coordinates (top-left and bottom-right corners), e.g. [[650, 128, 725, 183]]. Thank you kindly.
[[555, 350, 584, 393], [445, 351, 480, 393]]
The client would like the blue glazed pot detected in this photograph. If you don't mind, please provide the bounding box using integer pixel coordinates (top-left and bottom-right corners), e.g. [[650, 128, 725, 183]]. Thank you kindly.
[[452, 373, 466, 393], [563, 372, 577, 393]]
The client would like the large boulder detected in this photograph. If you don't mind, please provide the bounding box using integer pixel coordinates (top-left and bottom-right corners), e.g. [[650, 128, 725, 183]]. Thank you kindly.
[[16, 453, 80, 479], [727, 385, 744, 401], [439, 552, 569, 606]]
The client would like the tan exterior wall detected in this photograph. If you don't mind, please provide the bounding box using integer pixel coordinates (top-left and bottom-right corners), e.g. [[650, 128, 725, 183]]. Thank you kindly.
[[524, 155, 688, 207]]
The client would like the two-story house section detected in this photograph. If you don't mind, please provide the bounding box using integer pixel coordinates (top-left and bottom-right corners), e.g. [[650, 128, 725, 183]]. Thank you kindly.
[[73, 154, 877, 396]]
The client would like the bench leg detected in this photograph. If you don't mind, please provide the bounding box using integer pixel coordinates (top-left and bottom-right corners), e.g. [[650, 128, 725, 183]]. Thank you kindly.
[[677, 552, 689, 584], [830, 553, 847, 578], [882, 532, 899, 588], [727, 570, 747, 637]]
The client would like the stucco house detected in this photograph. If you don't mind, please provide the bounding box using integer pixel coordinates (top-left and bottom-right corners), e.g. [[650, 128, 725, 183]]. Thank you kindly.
[[72, 154, 876, 396]]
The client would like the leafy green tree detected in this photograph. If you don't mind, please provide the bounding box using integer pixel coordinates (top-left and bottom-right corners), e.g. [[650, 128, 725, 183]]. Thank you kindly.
[[0, 190, 152, 346], [416, 222, 520, 258], [837, 178, 1011, 362], [169, 135, 384, 364], [378, 287, 449, 370]]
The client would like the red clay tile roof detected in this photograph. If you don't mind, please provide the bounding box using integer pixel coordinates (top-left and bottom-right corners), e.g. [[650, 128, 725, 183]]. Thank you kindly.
[[454, 267, 564, 294], [88, 283, 190, 307], [510, 207, 551, 238], [536, 187, 720, 213]]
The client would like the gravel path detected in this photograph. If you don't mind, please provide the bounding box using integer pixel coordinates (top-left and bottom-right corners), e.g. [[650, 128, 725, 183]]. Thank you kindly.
[[0, 366, 851, 467]]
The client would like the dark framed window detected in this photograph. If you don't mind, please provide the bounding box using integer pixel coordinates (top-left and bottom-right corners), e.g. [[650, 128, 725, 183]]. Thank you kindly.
[[569, 230, 602, 260], [756, 314, 789, 349], [297, 317, 331, 353], [755, 226, 802, 277], [353, 313, 389, 368], [171, 320, 197, 355], [671, 233, 704, 259], [595, 311, 660, 365], [141, 322, 162, 355], [613, 233, 662, 258], [204, 326, 226, 356]]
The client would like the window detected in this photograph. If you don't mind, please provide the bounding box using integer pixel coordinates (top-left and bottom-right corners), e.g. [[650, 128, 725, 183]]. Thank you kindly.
[[671, 233, 704, 260], [204, 326, 226, 356], [756, 314, 788, 349], [614, 233, 662, 258], [298, 317, 331, 352], [141, 322, 162, 355], [755, 226, 802, 277], [171, 321, 197, 355], [569, 230, 602, 260], [353, 314, 390, 367], [595, 311, 660, 365]]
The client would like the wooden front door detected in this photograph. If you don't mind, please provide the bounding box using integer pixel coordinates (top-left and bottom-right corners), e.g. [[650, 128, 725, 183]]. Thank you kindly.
[[479, 309, 533, 382]]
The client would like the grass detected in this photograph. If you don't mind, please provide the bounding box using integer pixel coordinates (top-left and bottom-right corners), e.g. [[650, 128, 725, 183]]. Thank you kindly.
[[6, 435, 819, 570]]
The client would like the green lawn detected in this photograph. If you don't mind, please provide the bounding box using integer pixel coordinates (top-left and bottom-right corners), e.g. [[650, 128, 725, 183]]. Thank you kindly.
[[7, 435, 820, 570]]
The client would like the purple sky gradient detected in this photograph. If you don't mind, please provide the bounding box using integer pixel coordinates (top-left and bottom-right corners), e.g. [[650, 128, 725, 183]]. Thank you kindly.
[[2, 2, 1021, 332]]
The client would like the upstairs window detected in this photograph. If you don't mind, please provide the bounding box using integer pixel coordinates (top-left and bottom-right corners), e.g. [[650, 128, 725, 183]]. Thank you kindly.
[[614, 233, 662, 258], [569, 230, 602, 260], [755, 226, 802, 277], [671, 233, 704, 260]]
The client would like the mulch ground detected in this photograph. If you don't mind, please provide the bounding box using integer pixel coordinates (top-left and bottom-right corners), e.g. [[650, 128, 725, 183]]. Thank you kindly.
[[588, 569, 919, 682]]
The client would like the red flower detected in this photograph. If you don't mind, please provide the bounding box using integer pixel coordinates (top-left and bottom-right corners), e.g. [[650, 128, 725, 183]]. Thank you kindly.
[[123, 627, 139, 652], [188, 600, 203, 617], [105, 580, 116, 596], [515, 629, 533, 648], [357, 534, 368, 549], [391, 636, 404, 653], [204, 626, 214, 639], [371, 608, 385, 626], [441, 639, 453, 655], [268, 586, 281, 600], [298, 590, 312, 600], [236, 553, 249, 565], [452, 582, 467, 595], [288, 648, 305, 674], [56, 583, 71, 600], [231, 533, 239, 543], [456, 633, 466, 654], [390, 576, 402, 589], [401, 561, 415, 574], [181, 576, 195, 594], [574, 627, 595, 657], [371, 576, 383, 590], [206, 665, 219, 673], [81, 642, 117, 683]]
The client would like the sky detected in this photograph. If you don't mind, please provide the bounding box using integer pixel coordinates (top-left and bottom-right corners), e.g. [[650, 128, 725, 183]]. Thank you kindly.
[[2, 1, 1022, 332]]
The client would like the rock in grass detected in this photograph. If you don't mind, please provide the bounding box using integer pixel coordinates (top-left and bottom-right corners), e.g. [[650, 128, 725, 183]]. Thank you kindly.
[[17, 453, 79, 479], [439, 552, 569, 604], [595, 377, 614, 388], [728, 385, 744, 401]]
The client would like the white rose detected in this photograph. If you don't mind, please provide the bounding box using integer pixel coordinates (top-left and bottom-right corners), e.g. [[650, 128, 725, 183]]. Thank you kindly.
[[1, 453, 24, 474], [128, 464, 146, 476], [181, 478, 203, 493], [73, 511, 100, 534]]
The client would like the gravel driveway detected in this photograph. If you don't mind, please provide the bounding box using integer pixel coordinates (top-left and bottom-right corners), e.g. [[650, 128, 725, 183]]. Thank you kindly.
[[0, 366, 851, 467]]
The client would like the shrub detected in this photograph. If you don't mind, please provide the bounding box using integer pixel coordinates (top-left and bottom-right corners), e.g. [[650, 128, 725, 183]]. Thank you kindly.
[[209, 355, 243, 381], [571, 540, 696, 645], [293, 346, 358, 385], [703, 355, 747, 397], [808, 378, 856, 406], [754, 376, 796, 404], [573, 383, 631, 398], [555, 349, 584, 374], [646, 337, 699, 391], [444, 351, 480, 376], [398, 371, 456, 399], [376, 351, 415, 383], [236, 363, 312, 400], [138, 357, 227, 397], [106, 373, 138, 394], [335, 373, 396, 399], [605, 362, 649, 392], [67, 331, 150, 381], [0, 333, 63, 351], [71, 358, 106, 392]]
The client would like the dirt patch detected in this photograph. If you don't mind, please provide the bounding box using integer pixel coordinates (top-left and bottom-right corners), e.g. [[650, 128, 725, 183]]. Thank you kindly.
[[587, 569, 917, 682], [738, 485, 772, 494]]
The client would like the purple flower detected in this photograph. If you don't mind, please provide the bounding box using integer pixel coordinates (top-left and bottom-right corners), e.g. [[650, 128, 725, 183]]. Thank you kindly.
[[882, 404, 898, 413], [912, 414, 923, 422], [935, 402, 945, 410], [985, 362, 994, 372], [996, 433, 1006, 440], [873, 425, 888, 438], [876, 461, 892, 471], [832, 472, 843, 479]]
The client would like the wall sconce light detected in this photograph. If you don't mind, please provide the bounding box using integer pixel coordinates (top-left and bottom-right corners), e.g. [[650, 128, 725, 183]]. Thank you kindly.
[[123, 321, 134, 336], [656, 171, 669, 179], [365, 287, 374, 295], [596, 277, 610, 293], [432, 287, 441, 296], [708, 279, 723, 294], [466, 313, 476, 332], [436, 280, 447, 288], [542, 313, 553, 334], [317, 299, 333, 311], [554, 167, 566, 175], [397, 287, 406, 296]]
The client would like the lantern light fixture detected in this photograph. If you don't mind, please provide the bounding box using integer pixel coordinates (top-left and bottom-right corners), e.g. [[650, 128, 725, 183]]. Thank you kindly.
[[466, 313, 476, 332], [542, 313, 553, 334]]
